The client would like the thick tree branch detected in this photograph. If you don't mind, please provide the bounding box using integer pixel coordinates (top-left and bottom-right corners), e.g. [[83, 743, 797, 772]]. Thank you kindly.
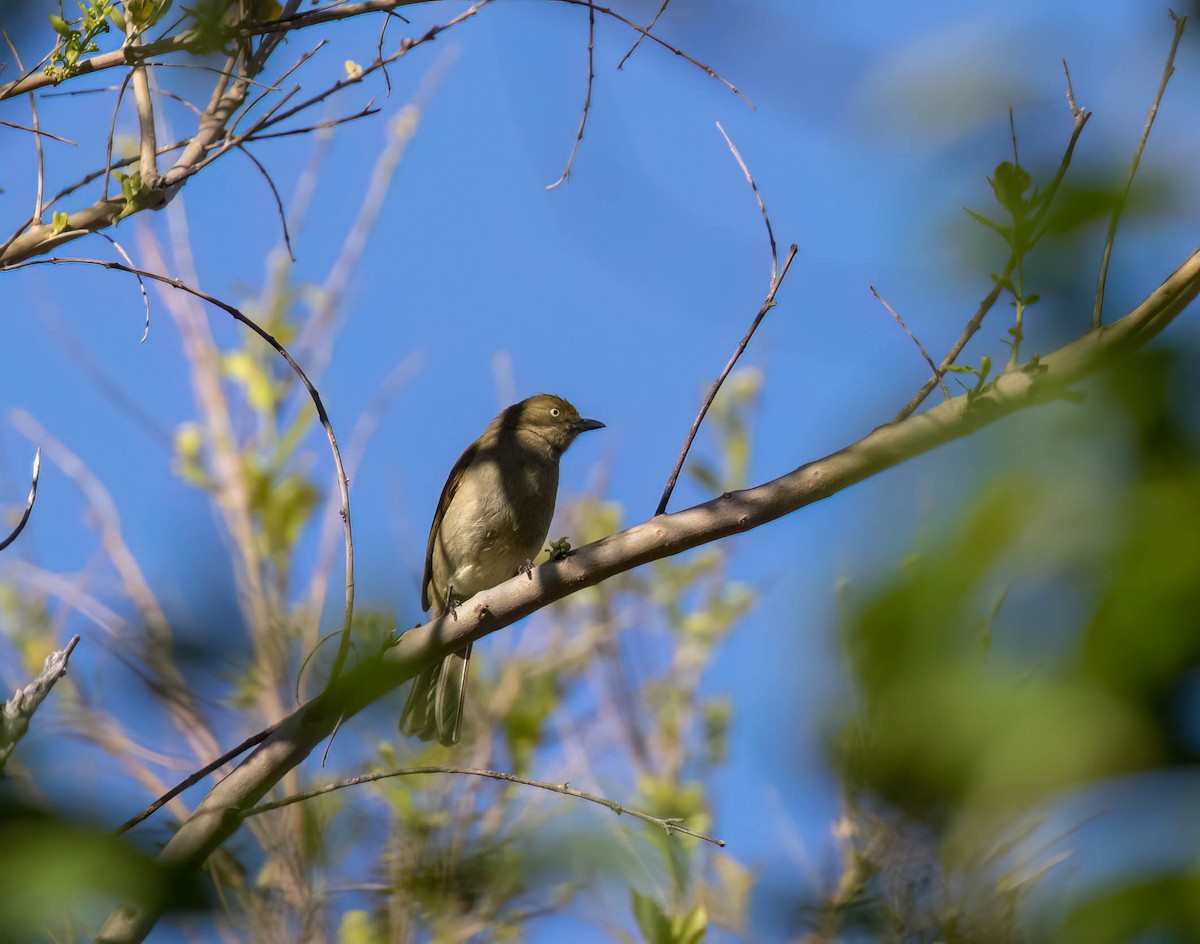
[[97, 245, 1200, 944]]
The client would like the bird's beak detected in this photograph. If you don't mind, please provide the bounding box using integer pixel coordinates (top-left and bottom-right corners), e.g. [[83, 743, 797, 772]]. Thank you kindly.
[[572, 417, 605, 434]]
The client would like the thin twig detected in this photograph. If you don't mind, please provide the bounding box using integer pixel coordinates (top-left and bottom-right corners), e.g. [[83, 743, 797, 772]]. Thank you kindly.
[[1, 31, 45, 222], [0, 120, 77, 144], [617, 0, 671, 69], [116, 722, 282, 833], [376, 10, 412, 94], [2, 255, 357, 683], [547, 0, 595, 190], [894, 64, 1092, 423], [236, 144, 294, 260], [104, 71, 135, 201], [657, 127, 793, 515], [0, 448, 42, 552], [657, 246, 796, 515], [871, 286, 951, 401], [233, 40, 328, 138], [1093, 11, 1186, 328], [244, 106, 379, 140], [242, 765, 727, 847], [717, 121, 776, 282], [50, 83, 204, 117], [94, 233, 152, 341], [557, 0, 752, 108]]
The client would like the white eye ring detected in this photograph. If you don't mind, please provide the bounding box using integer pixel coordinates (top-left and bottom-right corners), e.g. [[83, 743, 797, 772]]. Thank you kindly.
[[550, 408, 561, 416]]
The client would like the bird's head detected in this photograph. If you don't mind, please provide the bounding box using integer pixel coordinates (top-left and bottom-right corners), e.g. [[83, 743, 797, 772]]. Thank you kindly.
[[506, 394, 604, 454]]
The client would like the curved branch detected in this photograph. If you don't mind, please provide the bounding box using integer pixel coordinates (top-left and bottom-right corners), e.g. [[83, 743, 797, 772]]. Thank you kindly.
[[1, 256, 358, 685], [0, 447, 41, 552], [96, 246, 1200, 943], [657, 124, 794, 515], [243, 765, 725, 847]]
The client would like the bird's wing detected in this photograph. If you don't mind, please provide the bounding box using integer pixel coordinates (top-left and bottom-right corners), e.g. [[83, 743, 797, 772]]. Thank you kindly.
[[421, 438, 480, 613]]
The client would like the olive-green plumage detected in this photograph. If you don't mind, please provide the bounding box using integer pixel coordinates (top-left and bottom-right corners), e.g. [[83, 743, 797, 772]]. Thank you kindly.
[[400, 394, 603, 745]]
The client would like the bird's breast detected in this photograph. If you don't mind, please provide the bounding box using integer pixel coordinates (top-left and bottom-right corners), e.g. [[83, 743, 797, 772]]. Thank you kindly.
[[430, 453, 559, 602]]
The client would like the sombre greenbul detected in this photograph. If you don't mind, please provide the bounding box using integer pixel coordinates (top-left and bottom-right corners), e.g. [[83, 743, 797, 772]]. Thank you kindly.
[[400, 394, 604, 746]]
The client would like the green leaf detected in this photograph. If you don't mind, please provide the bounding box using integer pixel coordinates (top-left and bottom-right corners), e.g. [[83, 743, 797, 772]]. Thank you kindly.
[[631, 889, 672, 944], [672, 904, 708, 944]]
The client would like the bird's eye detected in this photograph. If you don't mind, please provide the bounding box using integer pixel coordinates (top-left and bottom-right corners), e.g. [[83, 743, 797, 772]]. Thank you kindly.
[[550, 408, 561, 417]]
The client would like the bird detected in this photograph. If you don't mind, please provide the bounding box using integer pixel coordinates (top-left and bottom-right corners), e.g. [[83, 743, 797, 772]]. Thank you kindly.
[[400, 393, 604, 746]]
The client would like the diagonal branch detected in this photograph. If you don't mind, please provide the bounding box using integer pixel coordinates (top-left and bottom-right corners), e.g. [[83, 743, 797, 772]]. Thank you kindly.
[[95, 244, 1200, 944], [617, 0, 671, 69], [871, 285, 951, 401], [1092, 11, 1186, 327], [657, 125, 793, 515]]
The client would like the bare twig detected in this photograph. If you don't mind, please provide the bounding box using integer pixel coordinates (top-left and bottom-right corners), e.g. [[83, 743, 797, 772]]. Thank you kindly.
[[557, 0, 751, 107], [617, 0, 671, 69], [104, 71, 134, 201], [0, 635, 80, 774], [1093, 11, 1186, 327], [116, 722, 282, 834], [243, 765, 727, 847], [717, 121, 776, 281], [376, 10, 413, 93], [657, 127, 794, 515], [243, 105, 380, 140], [236, 144, 294, 260], [871, 286, 951, 401], [0, 447, 42, 552], [0, 120, 77, 144], [50, 83, 204, 117], [94, 233, 152, 341], [233, 40, 328, 137], [1, 31, 45, 222], [895, 65, 1092, 422], [546, 0, 595, 190]]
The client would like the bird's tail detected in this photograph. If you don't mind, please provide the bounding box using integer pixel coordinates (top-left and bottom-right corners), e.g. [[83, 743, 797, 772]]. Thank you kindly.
[[399, 643, 473, 746]]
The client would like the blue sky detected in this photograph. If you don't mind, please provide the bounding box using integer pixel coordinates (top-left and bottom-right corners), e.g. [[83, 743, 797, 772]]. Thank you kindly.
[[2, 0, 1199, 937]]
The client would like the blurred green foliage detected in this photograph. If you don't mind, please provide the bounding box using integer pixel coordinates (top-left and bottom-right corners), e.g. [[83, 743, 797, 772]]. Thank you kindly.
[[828, 347, 1200, 940]]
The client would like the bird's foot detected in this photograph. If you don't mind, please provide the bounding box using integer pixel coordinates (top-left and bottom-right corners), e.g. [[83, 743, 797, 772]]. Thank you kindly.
[[518, 558, 536, 580], [443, 584, 460, 621], [545, 537, 573, 561]]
